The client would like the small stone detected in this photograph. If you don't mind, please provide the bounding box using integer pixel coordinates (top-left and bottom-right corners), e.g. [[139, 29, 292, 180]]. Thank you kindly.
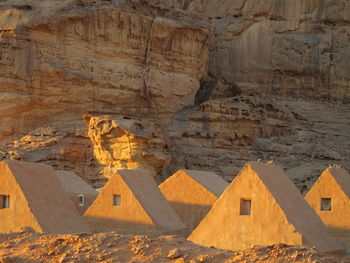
[[167, 248, 183, 259]]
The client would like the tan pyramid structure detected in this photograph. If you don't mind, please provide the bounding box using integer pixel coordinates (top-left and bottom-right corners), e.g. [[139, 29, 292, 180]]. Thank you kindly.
[[55, 170, 98, 215], [188, 162, 343, 254], [159, 169, 229, 236], [0, 160, 90, 234], [305, 167, 350, 237], [84, 169, 186, 234]]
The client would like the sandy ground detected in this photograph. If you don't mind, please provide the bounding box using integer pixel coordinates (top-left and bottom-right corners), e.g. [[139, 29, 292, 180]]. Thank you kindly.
[[0, 231, 350, 263]]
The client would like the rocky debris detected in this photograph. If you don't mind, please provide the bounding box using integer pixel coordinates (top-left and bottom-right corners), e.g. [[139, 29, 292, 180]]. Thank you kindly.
[[85, 115, 171, 177], [0, 232, 348, 263], [129, 235, 152, 256]]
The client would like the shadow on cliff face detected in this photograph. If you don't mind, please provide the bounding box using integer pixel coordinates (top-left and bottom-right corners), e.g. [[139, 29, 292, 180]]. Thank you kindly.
[[194, 75, 242, 105]]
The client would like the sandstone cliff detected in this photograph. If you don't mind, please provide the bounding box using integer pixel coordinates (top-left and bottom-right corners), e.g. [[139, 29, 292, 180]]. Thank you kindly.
[[0, 0, 349, 190], [150, 0, 350, 103], [0, 0, 209, 137]]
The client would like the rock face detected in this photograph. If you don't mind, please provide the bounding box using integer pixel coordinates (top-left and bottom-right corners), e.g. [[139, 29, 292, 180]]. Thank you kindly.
[[167, 95, 295, 176], [126, 0, 350, 102], [0, 121, 105, 187], [183, 0, 350, 103], [167, 95, 349, 187], [0, 0, 349, 190], [0, 1, 209, 137], [86, 115, 170, 177]]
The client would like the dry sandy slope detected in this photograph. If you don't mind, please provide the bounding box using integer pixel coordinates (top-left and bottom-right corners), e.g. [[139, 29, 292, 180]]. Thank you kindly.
[[0, 231, 349, 263]]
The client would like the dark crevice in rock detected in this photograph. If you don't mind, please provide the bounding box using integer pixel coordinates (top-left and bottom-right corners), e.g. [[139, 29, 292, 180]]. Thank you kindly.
[[11, 4, 33, 10], [194, 74, 217, 105], [140, 17, 159, 118], [195, 75, 242, 105]]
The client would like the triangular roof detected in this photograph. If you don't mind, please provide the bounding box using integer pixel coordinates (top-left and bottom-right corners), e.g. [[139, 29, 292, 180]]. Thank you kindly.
[[0, 160, 89, 234], [55, 170, 98, 196], [119, 170, 185, 230], [246, 162, 334, 248], [188, 162, 342, 253], [304, 167, 350, 237], [166, 169, 228, 197], [159, 169, 229, 237], [324, 167, 350, 199], [305, 167, 350, 200], [84, 169, 185, 233]]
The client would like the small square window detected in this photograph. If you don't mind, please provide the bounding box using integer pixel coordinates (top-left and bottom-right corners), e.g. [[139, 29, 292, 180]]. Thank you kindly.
[[321, 198, 332, 211], [0, 195, 10, 209], [240, 199, 251, 215], [78, 195, 85, 207], [113, 195, 121, 206]]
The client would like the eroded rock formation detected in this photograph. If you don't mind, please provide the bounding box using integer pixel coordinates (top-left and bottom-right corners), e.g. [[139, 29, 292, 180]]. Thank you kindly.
[[167, 95, 296, 177], [0, 0, 349, 190], [85, 115, 170, 177], [169, 0, 350, 103], [0, 121, 105, 186], [0, 1, 209, 137]]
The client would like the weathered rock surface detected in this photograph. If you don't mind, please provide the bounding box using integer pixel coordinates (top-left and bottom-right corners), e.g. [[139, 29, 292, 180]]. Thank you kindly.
[[85, 115, 170, 178], [167, 95, 295, 177], [116, 0, 350, 102], [4, 93, 347, 191], [0, 121, 106, 187], [177, 0, 350, 103], [0, 0, 349, 190], [0, 0, 209, 137], [167, 95, 349, 189]]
